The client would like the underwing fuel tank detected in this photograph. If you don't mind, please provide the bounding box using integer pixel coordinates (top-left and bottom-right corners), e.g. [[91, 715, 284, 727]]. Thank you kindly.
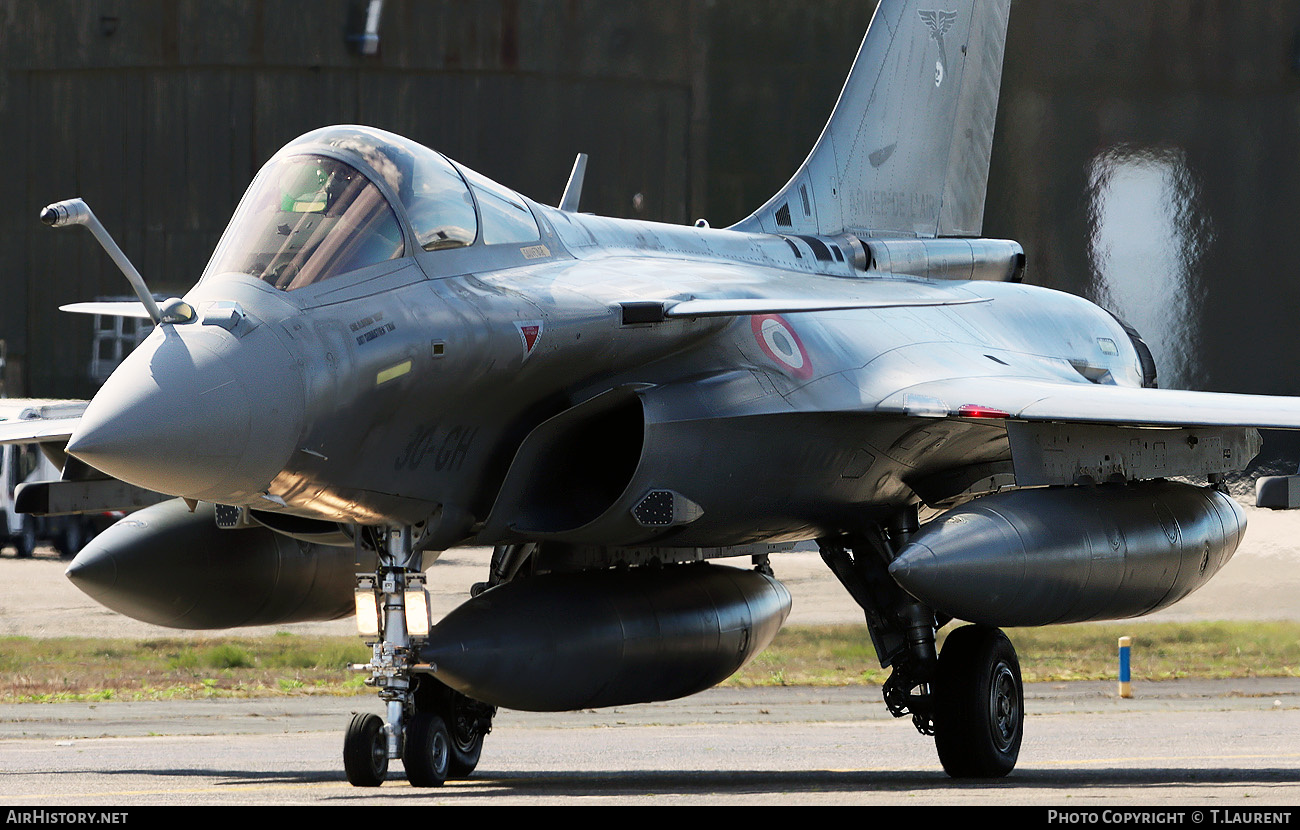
[[65, 499, 369, 629], [420, 563, 791, 711], [888, 481, 1246, 626]]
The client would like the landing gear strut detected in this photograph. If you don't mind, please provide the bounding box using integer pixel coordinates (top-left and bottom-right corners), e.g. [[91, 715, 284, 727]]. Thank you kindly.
[[820, 521, 1025, 778], [342, 525, 432, 787], [342, 525, 496, 787]]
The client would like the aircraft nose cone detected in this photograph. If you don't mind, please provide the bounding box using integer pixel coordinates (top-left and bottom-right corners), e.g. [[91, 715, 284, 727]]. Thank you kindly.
[[66, 325, 301, 502]]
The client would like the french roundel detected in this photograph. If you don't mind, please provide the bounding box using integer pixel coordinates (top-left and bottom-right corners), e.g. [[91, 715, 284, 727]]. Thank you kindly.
[[752, 314, 813, 379]]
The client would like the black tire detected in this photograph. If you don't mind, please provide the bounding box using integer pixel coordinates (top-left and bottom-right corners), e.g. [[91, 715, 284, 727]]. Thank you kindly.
[[446, 695, 487, 778], [933, 625, 1023, 778], [403, 712, 450, 787], [343, 712, 388, 787], [412, 676, 492, 779]]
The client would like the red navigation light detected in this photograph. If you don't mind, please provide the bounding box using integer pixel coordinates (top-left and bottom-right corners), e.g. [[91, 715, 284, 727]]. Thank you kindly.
[[955, 404, 1011, 419]]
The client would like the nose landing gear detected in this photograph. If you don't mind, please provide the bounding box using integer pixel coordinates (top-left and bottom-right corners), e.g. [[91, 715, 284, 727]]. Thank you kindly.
[[342, 525, 495, 788]]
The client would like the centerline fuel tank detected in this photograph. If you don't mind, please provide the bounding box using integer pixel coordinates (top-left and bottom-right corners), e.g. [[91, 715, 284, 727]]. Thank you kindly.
[[419, 562, 791, 711]]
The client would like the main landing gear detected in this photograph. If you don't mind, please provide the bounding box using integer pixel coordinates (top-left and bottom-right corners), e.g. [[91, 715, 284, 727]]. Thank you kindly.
[[820, 522, 1024, 778], [343, 525, 496, 788]]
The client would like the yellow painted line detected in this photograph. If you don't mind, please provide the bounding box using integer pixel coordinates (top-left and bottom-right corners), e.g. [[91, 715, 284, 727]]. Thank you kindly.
[[828, 751, 1300, 774], [14, 782, 342, 799], [1035, 752, 1300, 766], [376, 360, 412, 385], [13, 779, 476, 799]]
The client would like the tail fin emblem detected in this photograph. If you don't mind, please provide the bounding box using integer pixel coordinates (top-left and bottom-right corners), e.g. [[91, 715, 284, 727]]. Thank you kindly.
[[918, 9, 959, 87]]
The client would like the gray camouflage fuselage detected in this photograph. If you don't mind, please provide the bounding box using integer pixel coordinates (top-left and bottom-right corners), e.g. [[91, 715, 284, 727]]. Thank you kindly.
[[68, 198, 1144, 554]]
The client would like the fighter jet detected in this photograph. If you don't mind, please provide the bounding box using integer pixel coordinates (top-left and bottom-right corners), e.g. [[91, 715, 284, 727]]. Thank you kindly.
[[10, 0, 1300, 785]]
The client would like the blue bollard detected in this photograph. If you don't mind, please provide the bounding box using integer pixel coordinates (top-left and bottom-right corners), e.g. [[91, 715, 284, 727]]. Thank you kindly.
[[1118, 636, 1132, 698]]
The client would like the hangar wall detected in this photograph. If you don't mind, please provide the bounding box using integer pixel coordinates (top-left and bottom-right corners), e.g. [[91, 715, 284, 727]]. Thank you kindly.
[[986, 1, 1300, 468], [0, 0, 863, 397], [4, 0, 1300, 473]]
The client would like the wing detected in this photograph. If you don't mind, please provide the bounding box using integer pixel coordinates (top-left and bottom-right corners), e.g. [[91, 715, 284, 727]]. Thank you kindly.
[[0, 400, 88, 446], [615, 284, 992, 323], [875, 376, 1300, 429], [0, 399, 172, 517], [664, 295, 990, 318]]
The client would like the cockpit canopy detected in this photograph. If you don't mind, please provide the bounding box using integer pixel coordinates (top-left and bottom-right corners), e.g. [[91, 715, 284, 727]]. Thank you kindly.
[[205, 125, 533, 291]]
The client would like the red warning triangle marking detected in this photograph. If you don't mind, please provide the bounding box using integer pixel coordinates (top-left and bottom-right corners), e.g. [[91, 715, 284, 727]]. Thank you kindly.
[[516, 321, 543, 356]]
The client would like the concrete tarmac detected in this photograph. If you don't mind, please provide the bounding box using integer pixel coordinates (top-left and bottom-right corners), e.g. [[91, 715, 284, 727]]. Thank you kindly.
[[2, 503, 1300, 805], [1, 680, 1300, 805]]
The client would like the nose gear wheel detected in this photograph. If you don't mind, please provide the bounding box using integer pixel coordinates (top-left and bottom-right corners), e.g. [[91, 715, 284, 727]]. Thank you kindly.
[[343, 712, 389, 787], [403, 712, 451, 787]]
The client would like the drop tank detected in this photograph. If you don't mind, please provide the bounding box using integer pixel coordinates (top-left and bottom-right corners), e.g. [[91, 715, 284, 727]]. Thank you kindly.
[[888, 480, 1245, 626]]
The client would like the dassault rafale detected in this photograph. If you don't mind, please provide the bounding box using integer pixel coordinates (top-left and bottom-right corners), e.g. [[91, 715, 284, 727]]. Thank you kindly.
[[6, 0, 1298, 785]]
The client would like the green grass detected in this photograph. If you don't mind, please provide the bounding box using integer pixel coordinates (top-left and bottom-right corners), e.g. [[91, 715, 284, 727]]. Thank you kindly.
[[727, 621, 1300, 687], [0, 621, 1297, 702], [0, 635, 371, 702]]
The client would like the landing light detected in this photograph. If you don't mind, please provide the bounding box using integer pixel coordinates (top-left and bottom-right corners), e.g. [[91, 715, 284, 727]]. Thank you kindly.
[[355, 579, 380, 638], [353, 575, 432, 638], [404, 585, 431, 638]]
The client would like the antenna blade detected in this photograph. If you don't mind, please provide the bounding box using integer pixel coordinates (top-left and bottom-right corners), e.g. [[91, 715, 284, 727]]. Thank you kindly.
[[558, 153, 589, 212]]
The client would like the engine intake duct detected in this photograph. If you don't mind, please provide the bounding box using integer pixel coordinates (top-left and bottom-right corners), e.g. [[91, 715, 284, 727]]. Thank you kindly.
[[65, 498, 371, 629], [888, 480, 1244, 626], [420, 563, 791, 711], [484, 388, 645, 537]]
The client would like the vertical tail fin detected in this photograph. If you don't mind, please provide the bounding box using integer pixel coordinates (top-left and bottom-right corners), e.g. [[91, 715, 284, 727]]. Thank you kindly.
[[729, 0, 1011, 239]]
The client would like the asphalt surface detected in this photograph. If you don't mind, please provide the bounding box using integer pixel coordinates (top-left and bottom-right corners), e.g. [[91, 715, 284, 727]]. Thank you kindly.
[[1, 680, 1300, 805], [2, 504, 1300, 806]]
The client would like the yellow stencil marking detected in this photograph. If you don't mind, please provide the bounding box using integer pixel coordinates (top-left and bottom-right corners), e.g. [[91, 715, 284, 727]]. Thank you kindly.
[[376, 360, 412, 385]]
